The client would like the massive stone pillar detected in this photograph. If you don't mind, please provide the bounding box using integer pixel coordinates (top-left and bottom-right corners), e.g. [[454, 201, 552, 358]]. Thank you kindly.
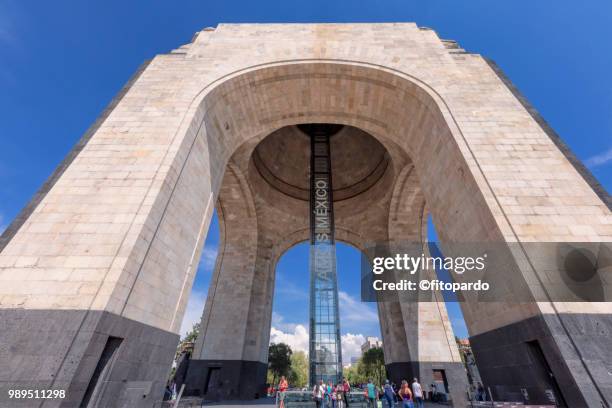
[[186, 163, 273, 400], [0, 60, 217, 407], [383, 164, 468, 406]]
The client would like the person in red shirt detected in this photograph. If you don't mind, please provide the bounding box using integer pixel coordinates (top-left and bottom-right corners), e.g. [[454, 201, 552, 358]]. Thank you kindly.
[[278, 376, 289, 408], [342, 378, 351, 407]]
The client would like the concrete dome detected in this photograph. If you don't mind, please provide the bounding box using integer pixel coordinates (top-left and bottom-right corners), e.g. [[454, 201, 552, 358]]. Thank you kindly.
[[252, 125, 389, 201]]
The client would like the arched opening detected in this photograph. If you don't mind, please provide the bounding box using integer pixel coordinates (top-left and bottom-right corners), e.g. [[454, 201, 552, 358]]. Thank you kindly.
[[269, 241, 382, 391], [168, 210, 220, 397], [169, 62, 485, 403], [172, 85, 474, 400], [178, 210, 220, 347], [127, 60, 595, 405], [426, 214, 483, 396]]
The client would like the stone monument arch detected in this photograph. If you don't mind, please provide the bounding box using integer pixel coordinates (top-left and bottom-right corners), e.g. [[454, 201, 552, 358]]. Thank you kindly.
[[181, 119, 466, 401], [0, 24, 610, 407]]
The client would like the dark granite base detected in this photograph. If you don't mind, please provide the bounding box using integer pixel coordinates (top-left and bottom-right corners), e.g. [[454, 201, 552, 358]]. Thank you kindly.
[[385, 361, 468, 407], [181, 359, 267, 401], [385, 361, 419, 386], [0, 309, 178, 407], [470, 313, 612, 407]]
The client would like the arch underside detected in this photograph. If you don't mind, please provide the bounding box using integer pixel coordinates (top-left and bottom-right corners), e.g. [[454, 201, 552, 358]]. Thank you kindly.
[[178, 61, 610, 405], [178, 59, 495, 403], [185, 120, 467, 401]]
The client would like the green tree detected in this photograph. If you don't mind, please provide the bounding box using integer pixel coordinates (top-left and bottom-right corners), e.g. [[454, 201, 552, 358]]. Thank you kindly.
[[174, 322, 200, 361], [183, 322, 200, 343], [169, 322, 201, 383], [361, 347, 386, 386], [268, 343, 293, 387], [288, 351, 308, 388], [345, 360, 367, 385], [455, 336, 467, 365]]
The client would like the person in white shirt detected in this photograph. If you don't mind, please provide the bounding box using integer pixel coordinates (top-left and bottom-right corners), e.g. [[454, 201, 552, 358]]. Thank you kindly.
[[313, 379, 325, 408], [411, 378, 424, 408]]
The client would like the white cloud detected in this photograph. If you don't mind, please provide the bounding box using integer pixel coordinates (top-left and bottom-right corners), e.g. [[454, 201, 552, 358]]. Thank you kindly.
[[270, 312, 373, 364], [275, 271, 308, 300], [585, 147, 612, 168], [179, 289, 207, 338], [270, 324, 309, 354], [338, 291, 378, 325], [268, 291, 380, 360], [341, 333, 366, 363], [272, 311, 284, 326], [269, 325, 368, 364], [199, 246, 218, 271], [272, 311, 302, 333]]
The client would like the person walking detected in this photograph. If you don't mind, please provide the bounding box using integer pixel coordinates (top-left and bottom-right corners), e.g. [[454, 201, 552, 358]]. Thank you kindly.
[[342, 378, 351, 408], [398, 380, 413, 408], [429, 383, 437, 402], [411, 378, 423, 408], [163, 383, 172, 401], [278, 376, 288, 408], [327, 381, 335, 408], [476, 382, 485, 401], [313, 379, 325, 408], [382, 379, 395, 407], [366, 379, 377, 408], [392, 382, 398, 403], [335, 382, 345, 408]]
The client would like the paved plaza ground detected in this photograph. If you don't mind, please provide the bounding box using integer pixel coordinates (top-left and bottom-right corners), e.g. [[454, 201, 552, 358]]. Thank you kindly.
[[176, 397, 442, 407], [172, 396, 550, 408], [203, 404, 439, 408]]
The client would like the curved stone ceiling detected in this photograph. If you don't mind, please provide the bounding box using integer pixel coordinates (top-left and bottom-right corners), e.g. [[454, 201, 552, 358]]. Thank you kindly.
[[252, 125, 389, 201]]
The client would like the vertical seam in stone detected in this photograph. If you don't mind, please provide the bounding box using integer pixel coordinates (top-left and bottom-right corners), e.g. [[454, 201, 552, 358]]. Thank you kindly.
[[169, 193, 214, 331], [118, 111, 208, 317]]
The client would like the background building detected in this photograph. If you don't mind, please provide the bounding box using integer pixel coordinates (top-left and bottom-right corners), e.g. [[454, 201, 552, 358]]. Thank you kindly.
[[361, 337, 383, 354]]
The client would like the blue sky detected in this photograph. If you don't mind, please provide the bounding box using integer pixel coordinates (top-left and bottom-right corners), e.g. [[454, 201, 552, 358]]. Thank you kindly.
[[1, 0, 610, 362]]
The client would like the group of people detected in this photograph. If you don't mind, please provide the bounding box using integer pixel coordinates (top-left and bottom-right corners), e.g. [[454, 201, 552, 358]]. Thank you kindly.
[[360, 378, 425, 408], [276, 376, 352, 408], [309, 377, 424, 408], [311, 377, 352, 408], [276, 376, 427, 408]]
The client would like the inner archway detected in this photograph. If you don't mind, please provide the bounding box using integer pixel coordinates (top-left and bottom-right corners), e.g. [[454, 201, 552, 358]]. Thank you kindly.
[[269, 241, 382, 388], [171, 60, 593, 405], [179, 102, 469, 402]]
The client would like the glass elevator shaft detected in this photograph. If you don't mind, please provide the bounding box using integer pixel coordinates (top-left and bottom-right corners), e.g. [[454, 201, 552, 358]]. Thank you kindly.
[[304, 124, 343, 386]]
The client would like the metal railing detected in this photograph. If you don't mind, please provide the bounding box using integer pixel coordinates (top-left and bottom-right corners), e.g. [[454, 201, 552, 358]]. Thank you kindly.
[[468, 403, 555, 408], [276, 391, 370, 408]]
